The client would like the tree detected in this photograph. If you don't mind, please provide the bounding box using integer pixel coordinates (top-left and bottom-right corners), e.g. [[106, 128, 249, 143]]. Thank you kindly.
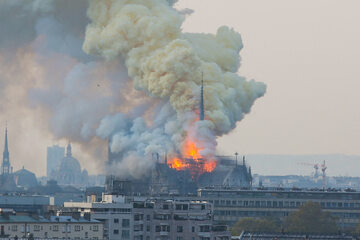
[[283, 201, 338, 234], [232, 217, 281, 235]]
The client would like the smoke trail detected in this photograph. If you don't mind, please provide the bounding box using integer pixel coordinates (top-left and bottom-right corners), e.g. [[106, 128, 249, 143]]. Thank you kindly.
[[83, 0, 266, 177]]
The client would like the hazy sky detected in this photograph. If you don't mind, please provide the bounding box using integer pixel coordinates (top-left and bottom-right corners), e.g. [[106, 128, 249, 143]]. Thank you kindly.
[[176, 0, 360, 156], [0, 0, 359, 177]]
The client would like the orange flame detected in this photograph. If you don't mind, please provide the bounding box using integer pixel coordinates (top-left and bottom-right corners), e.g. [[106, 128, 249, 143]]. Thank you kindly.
[[167, 138, 216, 178]]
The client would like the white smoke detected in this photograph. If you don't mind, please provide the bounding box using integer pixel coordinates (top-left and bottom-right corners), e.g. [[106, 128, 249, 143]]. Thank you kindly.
[[0, 0, 265, 177], [82, 0, 266, 177]]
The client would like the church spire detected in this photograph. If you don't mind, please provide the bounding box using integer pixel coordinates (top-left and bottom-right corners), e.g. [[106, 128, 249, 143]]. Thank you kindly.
[[4, 126, 8, 157], [2, 125, 10, 175], [200, 72, 205, 121]]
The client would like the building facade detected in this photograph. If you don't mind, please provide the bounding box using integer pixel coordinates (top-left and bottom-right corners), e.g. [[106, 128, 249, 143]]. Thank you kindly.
[[197, 188, 360, 229], [64, 195, 231, 240], [0, 209, 104, 239]]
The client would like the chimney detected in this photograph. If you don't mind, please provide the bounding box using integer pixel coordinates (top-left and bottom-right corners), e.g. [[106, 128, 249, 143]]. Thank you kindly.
[[84, 212, 91, 221]]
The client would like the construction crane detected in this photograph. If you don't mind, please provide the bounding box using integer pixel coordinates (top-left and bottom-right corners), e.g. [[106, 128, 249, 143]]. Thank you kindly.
[[298, 161, 328, 190], [321, 160, 327, 190], [297, 162, 320, 178]]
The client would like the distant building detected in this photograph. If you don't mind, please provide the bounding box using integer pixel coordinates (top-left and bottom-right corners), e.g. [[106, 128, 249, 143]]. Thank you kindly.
[[1, 126, 11, 175], [197, 188, 360, 229], [0, 127, 39, 192], [0, 208, 104, 239], [64, 195, 231, 240], [0, 195, 52, 214], [51, 143, 88, 186], [47, 145, 65, 179], [13, 166, 38, 188], [0, 126, 16, 192]]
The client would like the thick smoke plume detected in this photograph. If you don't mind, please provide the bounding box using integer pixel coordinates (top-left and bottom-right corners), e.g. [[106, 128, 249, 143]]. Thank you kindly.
[[84, 0, 266, 177], [0, 0, 265, 177]]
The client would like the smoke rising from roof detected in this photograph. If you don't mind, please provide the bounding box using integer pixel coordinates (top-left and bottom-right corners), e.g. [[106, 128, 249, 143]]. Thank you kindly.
[[0, 0, 265, 177], [83, 0, 266, 177]]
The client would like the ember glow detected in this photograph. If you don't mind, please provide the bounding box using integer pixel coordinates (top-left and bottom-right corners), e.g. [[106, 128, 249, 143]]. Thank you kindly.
[[168, 138, 217, 179]]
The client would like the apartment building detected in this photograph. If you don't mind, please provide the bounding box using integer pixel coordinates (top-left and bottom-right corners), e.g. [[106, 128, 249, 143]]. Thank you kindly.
[[64, 195, 231, 240], [131, 200, 230, 240], [0, 209, 104, 239]]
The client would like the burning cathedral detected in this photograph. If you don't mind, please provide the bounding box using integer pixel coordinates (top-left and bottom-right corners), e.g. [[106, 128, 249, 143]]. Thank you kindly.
[[105, 78, 252, 196], [81, 1, 265, 196]]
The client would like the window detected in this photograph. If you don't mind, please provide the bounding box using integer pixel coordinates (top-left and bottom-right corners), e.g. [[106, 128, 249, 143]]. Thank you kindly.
[[53, 225, 59, 232], [85, 232, 88, 238], [177, 226, 183, 233], [134, 214, 143, 221], [122, 219, 130, 227], [11, 225, 17, 231], [146, 215, 150, 221], [156, 225, 161, 232], [33, 225, 41, 232], [146, 225, 150, 232], [161, 225, 170, 232], [114, 218, 119, 223], [113, 229, 119, 235], [200, 225, 210, 232], [75, 225, 81, 232], [121, 230, 130, 239], [192, 226, 195, 232], [93, 225, 99, 232], [176, 237, 183, 240]]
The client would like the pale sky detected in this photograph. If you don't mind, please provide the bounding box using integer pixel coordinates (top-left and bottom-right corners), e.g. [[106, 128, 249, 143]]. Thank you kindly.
[[176, 0, 360, 156], [1, 0, 360, 177]]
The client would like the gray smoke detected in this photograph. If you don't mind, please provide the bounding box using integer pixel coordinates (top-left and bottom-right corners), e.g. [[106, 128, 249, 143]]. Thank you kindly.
[[0, 0, 265, 178]]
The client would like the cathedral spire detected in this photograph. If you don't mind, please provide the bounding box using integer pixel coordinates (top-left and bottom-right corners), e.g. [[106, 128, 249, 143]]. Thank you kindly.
[[200, 72, 205, 121], [4, 126, 8, 157], [2, 125, 10, 175]]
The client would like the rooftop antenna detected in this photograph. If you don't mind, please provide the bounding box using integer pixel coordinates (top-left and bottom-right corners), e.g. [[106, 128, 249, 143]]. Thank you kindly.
[[200, 72, 205, 121]]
